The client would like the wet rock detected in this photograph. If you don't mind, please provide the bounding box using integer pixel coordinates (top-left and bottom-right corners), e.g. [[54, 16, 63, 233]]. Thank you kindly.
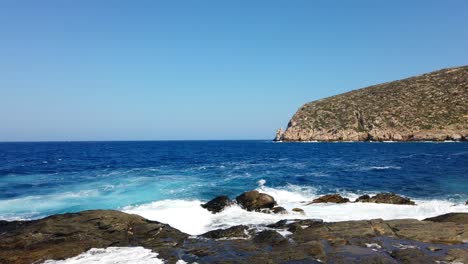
[[391, 248, 434, 264], [427, 246, 442, 251], [272, 206, 287, 214], [443, 248, 468, 263], [424, 212, 468, 224], [0, 210, 188, 264], [235, 190, 276, 211], [355, 192, 415, 205], [201, 196, 233, 213], [253, 230, 287, 245], [309, 194, 350, 204], [2, 210, 468, 264], [292, 208, 305, 214], [201, 225, 250, 239]]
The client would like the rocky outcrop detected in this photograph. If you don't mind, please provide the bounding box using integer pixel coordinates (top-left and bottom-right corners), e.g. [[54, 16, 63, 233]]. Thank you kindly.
[[201, 195, 233, 213], [235, 190, 277, 211], [274, 128, 284, 141], [355, 193, 416, 205], [277, 66, 468, 141], [201, 225, 250, 239], [0, 210, 188, 264], [425, 212, 468, 224], [309, 194, 350, 204], [1, 210, 467, 264]]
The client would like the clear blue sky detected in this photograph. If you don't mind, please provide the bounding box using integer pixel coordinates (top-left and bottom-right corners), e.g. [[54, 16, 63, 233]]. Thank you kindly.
[[1, 1, 467, 141]]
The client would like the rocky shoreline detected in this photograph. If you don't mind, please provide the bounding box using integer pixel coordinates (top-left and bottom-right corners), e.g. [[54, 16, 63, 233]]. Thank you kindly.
[[1, 191, 467, 264]]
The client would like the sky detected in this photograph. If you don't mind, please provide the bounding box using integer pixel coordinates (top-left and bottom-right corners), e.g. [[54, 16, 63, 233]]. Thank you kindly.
[[1, 1, 467, 141]]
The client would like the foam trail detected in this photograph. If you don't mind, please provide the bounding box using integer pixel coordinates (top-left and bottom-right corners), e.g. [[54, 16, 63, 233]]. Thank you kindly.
[[43, 247, 165, 264], [123, 182, 468, 235]]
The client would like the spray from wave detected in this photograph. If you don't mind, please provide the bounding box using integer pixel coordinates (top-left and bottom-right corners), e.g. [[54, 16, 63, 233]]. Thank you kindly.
[[122, 180, 468, 235]]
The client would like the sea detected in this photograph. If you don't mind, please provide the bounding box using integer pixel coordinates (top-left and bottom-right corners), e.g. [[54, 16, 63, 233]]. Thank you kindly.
[[1, 141, 467, 262]]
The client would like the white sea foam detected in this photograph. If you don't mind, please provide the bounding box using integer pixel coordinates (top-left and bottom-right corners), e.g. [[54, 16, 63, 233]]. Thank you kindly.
[[43, 247, 165, 264], [122, 182, 468, 235]]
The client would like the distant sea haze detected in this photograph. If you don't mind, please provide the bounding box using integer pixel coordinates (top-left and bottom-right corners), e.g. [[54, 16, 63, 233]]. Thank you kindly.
[[0, 141, 467, 234]]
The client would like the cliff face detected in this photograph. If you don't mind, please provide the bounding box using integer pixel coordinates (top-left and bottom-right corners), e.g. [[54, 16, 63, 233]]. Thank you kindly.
[[277, 66, 468, 141]]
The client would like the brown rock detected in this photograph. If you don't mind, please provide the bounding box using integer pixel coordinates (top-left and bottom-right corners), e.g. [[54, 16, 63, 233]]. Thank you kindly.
[[292, 208, 305, 214], [235, 190, 276, 211], [201, 195, 233, 213], [272, 206, 288, 214], [424, 212, 468, 224], [355, 193, 415, 205], [309, 194, 350, 204]]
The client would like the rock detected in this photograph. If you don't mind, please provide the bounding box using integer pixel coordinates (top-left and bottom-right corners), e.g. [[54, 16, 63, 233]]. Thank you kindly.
[[424, 212, 468, 224], [201, 225, 250, 239], [1, 210, 468, 264], [272, 206, 287, 214], [274, 128, 284, 141], [0, 210, 188, 264], [201, 196, 233, 213], [253, 230, 287, 245], [309, 194, 350, 204], [292, 208, 305, 214], [427, 246, 442, 251], [278, 66, 468, 142], [355, 192, 415, 205], [235, 190, 276, 211], [443, 248, 468, 263], [391, 248, 434, 264]]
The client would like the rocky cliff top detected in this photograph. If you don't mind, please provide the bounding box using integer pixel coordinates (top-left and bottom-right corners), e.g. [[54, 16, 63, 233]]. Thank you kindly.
[[277, 66, 468, 141]]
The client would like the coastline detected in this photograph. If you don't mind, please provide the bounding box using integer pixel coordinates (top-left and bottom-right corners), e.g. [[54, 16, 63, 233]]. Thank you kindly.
[[1, 209, 467, 264]]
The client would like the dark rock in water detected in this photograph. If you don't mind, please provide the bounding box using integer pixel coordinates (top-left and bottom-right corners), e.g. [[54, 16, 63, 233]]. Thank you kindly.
[[272, 206, 288, 214], [235, 190, 276, 211], [292, 208, 305, 214], [201, 225, 250, 239], [424, 212, 468, 224], [355, 192, 415, 205], [201, 195, 233, 213], [309, 194, 350, 204], [253, 230, 287, 245]]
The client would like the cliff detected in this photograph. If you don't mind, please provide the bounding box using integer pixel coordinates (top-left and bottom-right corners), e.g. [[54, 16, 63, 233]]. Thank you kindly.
[[276, 66, 468, 141]]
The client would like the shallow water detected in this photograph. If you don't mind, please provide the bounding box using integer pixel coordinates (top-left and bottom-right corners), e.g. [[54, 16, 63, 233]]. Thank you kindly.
[[0, 141, 467, 234]]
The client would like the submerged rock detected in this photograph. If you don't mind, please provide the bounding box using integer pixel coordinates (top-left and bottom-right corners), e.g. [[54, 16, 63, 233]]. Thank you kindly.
[[309, 194, 350, 204], [292, 208, 305, 214], [355, 192, 415, 205], [235, 190, 276, 211], [201, 195, 233, 213], [272, 206, 288, 214]]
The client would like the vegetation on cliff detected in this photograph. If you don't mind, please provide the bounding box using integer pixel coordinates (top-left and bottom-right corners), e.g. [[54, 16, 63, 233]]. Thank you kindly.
[[277, 66, 468, 141]]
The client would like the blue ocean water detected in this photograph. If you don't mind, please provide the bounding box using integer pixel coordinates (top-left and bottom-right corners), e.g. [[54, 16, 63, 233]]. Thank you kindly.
[[0, 141, 467, 233]]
